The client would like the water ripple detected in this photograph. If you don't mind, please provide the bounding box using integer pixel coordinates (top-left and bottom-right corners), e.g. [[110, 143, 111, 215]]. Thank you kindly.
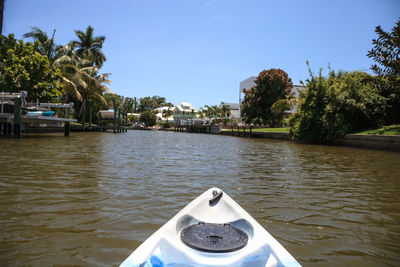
[[1, 131, 400, 266]]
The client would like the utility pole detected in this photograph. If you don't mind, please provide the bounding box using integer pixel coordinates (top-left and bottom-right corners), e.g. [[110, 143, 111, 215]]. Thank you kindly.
[[0, 0, 5, 35]]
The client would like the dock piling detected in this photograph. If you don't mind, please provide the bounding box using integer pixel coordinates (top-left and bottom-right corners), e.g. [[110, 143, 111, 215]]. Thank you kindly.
[[13, 97, 22, 138]]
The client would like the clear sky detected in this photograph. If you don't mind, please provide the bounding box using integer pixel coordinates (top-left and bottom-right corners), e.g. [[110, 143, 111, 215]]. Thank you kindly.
[[3, 0, 399, 108]]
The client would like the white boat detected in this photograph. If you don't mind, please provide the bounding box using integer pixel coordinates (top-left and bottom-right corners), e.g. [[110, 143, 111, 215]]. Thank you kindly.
[[120, 188, 301, 267]]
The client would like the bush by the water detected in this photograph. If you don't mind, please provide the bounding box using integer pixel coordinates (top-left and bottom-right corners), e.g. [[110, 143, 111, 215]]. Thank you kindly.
[[241, 69, 293, 126], [290, 67, 386, 143]]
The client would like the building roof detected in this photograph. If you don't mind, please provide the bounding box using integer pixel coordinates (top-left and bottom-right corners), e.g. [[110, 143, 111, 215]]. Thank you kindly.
[[221, 102, 239, 110], [175, 102, 197, 113], [239, 76, 257, 93], [155, 106, 173, 112]]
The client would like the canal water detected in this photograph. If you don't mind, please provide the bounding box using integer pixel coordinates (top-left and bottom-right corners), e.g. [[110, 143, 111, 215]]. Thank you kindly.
[[0, 130, 399, 266]]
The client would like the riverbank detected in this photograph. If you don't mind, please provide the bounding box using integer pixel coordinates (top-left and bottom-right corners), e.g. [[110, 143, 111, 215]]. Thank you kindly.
[[217, 127, 400, 152], [220, 129, 400, 152], [12, 123, 400, 152], [139, 125, 400, 152]]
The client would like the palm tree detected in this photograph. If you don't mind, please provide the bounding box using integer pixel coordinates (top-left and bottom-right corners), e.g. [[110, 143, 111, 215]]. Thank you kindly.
[[220, 104, 231, 125], [23, 27, 59, 61], [23, 26, 111, 123], [198, 107, 205, 119], [79, 66, 111, 117], [190, 108, 196, 118], [133, 97, 138, 112], [56, 56, 111, 118], [162, 107, 173, 124], [211, 105, 220, 119], [220, 104, 231, 118], [53, 40, 111, 116], [70, 26, 106, 67]]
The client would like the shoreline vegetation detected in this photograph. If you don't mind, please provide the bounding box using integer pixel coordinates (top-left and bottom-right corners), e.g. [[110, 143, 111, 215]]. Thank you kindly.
[[66, 123, 400, 137], [1, 19, 399, 146]]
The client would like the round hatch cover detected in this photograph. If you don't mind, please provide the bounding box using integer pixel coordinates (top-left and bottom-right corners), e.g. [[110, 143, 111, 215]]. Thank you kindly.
[[180, 222, 248, 253]]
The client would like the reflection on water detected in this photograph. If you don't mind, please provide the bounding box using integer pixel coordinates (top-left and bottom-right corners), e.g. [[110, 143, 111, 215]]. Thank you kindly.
[[1, 131, 400, 266]]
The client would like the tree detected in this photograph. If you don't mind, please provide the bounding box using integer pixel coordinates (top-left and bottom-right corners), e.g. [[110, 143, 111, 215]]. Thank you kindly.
[[290, 65, 386, 143], [162, 107, 173, 124], [138, 95, 172, 112], [103, 93, 122, 109], [241, 69, 293, 125], [198, 107, 205, 119], [23, 27, 58, 61], [72, 65, 110, 118], [270, 98, 291, 127], [220, 103, 231, 125], [71, 25, 106, 67], [368, 18, 400, 77], [140, 110, 157, 127], [51, 29, 110, 121], [367, 18, 400, 123], [133, 97, 139, 112], [0, 34, 62, 101], [122, 97, 135, 113]]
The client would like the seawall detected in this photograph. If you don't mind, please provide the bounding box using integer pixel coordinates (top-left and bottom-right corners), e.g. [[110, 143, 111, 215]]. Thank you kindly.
[[220, 130, 400, 152]]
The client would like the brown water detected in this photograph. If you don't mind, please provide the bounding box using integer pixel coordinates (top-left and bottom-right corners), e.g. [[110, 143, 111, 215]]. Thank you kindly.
[[0, 131, 399, 266]]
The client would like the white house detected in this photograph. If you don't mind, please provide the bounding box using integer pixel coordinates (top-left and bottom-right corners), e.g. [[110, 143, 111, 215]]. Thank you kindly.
[[173, 102, 197, 125]]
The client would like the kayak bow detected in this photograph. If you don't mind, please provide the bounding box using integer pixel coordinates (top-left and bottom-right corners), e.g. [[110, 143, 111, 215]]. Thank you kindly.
[[120, 188, 301, 267]]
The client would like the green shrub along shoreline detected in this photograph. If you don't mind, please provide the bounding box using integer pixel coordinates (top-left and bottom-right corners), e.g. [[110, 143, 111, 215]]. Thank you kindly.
[[240, 19, 400, 144]]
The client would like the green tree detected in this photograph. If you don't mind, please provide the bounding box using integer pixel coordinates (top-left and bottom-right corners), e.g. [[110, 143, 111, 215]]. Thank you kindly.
[[71, 25, 106, 67], [270, 98, 292, 127], [0, 34, 62, 101], [290, 65, 386, 143], [122, 97, 135, 113], [241, 69, 293, 125], [23, 27, 58, 61], [102, 94, 121, 110], [198, 107, 205, 118], [73, 65, 110, 119], [367, 18, 400, 123], [52, 34, 110, 121], [138, 95, 172, 111], [140, 110, 157, 127], [133, 97, 139, 112], [162, 107, 173, 124], [220, 103, 231, 125]]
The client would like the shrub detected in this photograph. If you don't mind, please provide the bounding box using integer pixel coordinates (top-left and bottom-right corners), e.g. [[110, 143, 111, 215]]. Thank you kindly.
[[241, 69, 293, 125], [290, 67, 386, 143]]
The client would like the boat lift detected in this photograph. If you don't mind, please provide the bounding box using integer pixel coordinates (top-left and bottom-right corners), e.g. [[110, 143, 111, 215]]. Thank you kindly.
[[0, 91, 77, 137]]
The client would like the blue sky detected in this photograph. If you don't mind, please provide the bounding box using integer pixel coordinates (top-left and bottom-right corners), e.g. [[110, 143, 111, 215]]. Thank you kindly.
[[3, 0, 399, 108]]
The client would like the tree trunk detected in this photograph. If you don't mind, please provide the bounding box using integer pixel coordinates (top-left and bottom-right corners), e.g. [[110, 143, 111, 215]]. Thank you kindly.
[[79, 100, 86, 120]]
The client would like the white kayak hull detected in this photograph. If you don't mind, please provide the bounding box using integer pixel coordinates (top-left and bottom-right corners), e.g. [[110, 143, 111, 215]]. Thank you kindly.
[[121, 188, 301, 267]]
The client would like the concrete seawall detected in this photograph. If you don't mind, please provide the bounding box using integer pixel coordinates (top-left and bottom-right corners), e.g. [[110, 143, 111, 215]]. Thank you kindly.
[[220, 130, 400, 152], [220, 130, 291, 140], [335, 134, 400, 152]]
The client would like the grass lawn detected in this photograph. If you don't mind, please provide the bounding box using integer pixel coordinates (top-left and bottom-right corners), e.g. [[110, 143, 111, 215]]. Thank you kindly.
[[356, 125, 400, 135], [248, 127, 290, 133], [223, 127, 290, 133], [70, 122, 98, 127]]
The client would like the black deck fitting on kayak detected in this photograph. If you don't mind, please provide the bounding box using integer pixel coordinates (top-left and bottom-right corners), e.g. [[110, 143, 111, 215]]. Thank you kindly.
[[181, 222, 248, 253], [209, 190, 223, 205]]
